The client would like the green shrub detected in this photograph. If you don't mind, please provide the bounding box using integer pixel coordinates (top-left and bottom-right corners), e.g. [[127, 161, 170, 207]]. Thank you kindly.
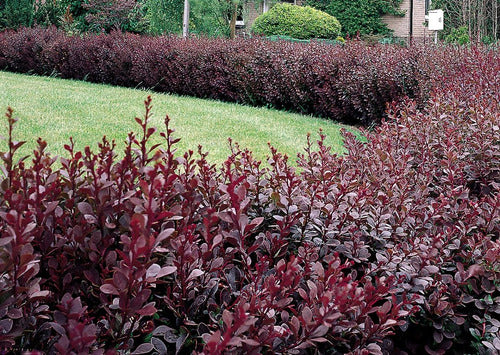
[[251, 3, 341, 40], [481, 35, 496, 46], [445, 26, 470, 45]]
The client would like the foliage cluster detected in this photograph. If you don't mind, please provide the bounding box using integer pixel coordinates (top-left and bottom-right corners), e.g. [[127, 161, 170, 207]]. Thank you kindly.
[[1, 0, 174, 34], [0, 0, 254, 37], [32, 0, 65, 29], [0, 27, 482, 126], [82, 0, 147, 33], [304, 0, 404, 36], [0, 39, 499, 353], [188, 0, 232, 38], [445, 26, 471, 45], [142, 0, 183, 35], [0, 0, 34, 29], [42, 0, 89, 32], [3, 0, 147, 33], [251, 3, 341, 40]]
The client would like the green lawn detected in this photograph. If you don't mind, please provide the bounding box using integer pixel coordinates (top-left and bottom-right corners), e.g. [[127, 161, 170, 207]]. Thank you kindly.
[[0, 71, 354, 164]]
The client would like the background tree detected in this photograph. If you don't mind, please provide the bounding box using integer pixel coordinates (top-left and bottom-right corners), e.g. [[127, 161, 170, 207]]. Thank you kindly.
[[32, 0, 116, 32], [83, 0, 146, 33], [144, 0, 183, 35], [60, 0, 89, 30], [189, 0, 243, 38], [188, 0, 227, 36], [0, 0, 256, 37], [304, 0, 404, 36], [432, 0, 499, 42], [34, 0, 90, 30], [32, 0, 63, 27], [190, 0, 263, 38]]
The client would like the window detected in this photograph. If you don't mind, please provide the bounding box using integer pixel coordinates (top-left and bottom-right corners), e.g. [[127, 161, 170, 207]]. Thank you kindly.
[[236, 13, 244, 28]]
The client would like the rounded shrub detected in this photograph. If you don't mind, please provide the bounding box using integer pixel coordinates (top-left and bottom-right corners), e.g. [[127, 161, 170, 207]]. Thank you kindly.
[[251, 3, 341, 40]]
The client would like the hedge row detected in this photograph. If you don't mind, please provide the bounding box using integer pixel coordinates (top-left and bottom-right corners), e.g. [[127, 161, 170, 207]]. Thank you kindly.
[[0, 38, 499, 353], [0, 26, 482, 125]]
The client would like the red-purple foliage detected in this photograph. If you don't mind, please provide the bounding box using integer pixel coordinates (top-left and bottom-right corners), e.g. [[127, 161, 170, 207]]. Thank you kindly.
[[0, 42, 499, 353], [0, 27, 492, 125]]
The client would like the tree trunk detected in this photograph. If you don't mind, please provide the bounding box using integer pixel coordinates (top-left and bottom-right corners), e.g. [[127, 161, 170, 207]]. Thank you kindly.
[[493, 0, 498, 39], [229, 2, 237, 39], [183, 0, 190, 38]]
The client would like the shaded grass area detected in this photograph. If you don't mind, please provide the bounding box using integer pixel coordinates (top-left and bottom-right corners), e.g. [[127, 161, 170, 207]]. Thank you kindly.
[[0, 71, 356, 164]]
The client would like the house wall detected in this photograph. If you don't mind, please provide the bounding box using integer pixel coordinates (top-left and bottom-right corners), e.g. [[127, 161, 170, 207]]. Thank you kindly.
[[245, 1, 263, 30], [382, 0, 433, 38]]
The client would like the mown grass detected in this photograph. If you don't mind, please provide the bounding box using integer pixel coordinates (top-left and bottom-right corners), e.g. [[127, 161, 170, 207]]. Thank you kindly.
[[0, 71, 356, 164]]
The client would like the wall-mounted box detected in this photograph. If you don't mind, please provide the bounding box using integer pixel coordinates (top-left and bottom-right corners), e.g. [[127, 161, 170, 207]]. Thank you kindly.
[[428, 9, 444, 31]]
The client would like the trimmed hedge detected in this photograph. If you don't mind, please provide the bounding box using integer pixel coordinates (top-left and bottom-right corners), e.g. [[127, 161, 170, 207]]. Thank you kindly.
[[0, 27, 497, 127], [251, 3, 341, 40], [0, 43, 499, 353], [0, 26, 463, 125]]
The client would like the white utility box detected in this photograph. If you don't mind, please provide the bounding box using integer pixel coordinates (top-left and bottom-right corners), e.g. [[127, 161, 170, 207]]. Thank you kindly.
[[428, 10, 444, 31]]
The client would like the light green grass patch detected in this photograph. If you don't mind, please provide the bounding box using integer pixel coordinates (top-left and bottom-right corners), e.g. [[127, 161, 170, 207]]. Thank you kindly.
[[0, 71, 356, 164]]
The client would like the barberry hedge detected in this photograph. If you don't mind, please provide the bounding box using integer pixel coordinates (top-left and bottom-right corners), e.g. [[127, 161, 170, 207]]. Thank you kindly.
[[0, 26, 491, 126], [0, 38, 499, 353]]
